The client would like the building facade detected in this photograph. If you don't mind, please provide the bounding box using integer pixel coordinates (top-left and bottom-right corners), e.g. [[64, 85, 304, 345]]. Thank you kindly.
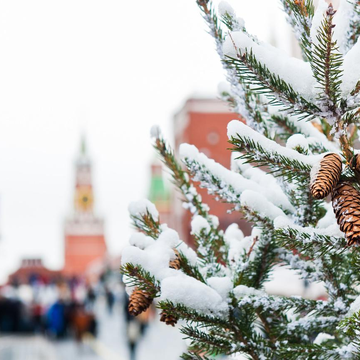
[[172, 98, 251, 246]]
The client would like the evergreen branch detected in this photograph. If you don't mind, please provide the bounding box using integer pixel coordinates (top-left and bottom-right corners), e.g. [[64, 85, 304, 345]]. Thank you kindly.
[[280, 247, 358, 306], [287, 316, 339, 337], [158, 301, 230, 329], [178, 251, 206, 284], [196, 0, 223, 48], [120, 263, 161, 298], [229, 133, 313, 182], [285, 185, 324, 227], [277, 344, 338, 360], [192, 230, 227, 277], [153, 135, 209, 217], [279, 250, 325, 284], [152, 133, 228, 264], [309, 5, 354, 164], [236, 293, 328, 317], [182, 156, 241, 206], [269, 113, 331, 154], [197, 0, 270, 134], [339, 311, 360, 357], [280, 0, 314, 61], [275, 226, 346, 257], [350, 80, 360, 98], [235, 233, 277, 289], [182, 149, 290, 228], [130, 210, 161, 239], [312, 4, 343, 114], [160, 301, 263, 359], [307, 140, 331, 155], [277, 224, 360, 302], [225, 49, 321, 120], [219, 84, 269, 135], [269, 113, 303, 141], [268, 110, 338, 153], [182, 324, 233, 356], [180, 352, 211, 360], [219, 5, 244, 33]]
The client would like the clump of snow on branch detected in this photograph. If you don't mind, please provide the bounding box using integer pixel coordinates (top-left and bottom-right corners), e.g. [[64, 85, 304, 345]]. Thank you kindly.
[[346, 294, 360, 317], [218, 1, 236, 18], [233, 285, 265, 298], [310, 0, 329, 47], [224, 223, 255, 264], [218, 81, 231, 96], [160, 276, 228, 316], [223, 30, 315, 100], [129, 233, 155, 250], [333, 0, 356, 54], [241, 190, 286, 221], [286, 134, 309, 153], [341, 38, 360, 95], [180, 142, 295, 212], [227, 120, 323, 166], [274, 215, 343, 238], [267, 106, 339, 151], [128, 199, 159, 221], [191, 215, 211, 235], [122, 228, 180, 280], [207, 276, 233, 300], [224, 223, 244, 243], [150, 124, 161, 139], [218, 1, 245, 31]]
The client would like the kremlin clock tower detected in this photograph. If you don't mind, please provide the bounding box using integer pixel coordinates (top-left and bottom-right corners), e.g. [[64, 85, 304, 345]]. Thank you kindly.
[[63, 138, 107, 276]]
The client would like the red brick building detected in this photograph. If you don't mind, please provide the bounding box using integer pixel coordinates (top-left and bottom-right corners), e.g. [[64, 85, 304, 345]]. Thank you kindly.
[[171, 98, 251, 245], [7, 259, 62, 285], [63, 138, 107, 276]]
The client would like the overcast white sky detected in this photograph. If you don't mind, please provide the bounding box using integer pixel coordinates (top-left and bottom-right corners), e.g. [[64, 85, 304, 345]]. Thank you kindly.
[[0, 0, 292, 282]]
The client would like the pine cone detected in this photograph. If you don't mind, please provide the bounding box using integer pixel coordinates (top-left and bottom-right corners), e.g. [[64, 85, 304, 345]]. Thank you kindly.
[[169, 249, 181, 270], [332, 182, 360, 246], [351, 154, 360, 173], [128, 287, 153, 316], [160, 310, 178, 327], [310, 153, 342, 199]]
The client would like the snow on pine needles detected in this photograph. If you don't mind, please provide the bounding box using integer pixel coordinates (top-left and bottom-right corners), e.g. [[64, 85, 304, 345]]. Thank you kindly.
[[122, 1, 360, 359]]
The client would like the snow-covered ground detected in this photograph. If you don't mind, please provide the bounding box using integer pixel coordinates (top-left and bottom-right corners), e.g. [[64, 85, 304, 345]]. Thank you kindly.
[[95, 296, 186, 360]]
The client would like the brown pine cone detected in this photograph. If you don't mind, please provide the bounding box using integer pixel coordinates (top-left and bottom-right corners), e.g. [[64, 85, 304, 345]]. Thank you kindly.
[[128, 287, 153, 316], [351, 154, 360, 173], [311, 153, 342, 199], [160, 310, 178, 327], [169, 249, 181, 270], [332, 182, 360, 246]]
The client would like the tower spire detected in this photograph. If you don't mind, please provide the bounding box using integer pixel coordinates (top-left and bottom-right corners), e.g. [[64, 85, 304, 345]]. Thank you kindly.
[[74, 136, 93, 214], [80, 134, 87, 156]]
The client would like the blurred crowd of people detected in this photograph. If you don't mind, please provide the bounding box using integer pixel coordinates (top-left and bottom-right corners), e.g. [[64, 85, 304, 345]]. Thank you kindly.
[[0, 272, 155, 360], [0, 274, 108, 341]]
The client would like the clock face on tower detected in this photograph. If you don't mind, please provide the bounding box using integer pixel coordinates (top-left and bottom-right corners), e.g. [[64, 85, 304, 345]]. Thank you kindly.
[[75, 187, 94, 212]]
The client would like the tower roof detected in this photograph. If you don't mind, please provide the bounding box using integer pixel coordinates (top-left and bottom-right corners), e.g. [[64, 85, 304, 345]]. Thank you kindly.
[[77, 134, 91, 167], [148, 161, 170, 211]]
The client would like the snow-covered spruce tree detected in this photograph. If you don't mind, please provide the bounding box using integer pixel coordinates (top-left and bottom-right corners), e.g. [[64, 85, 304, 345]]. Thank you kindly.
[[121, 1, 360, 359]]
